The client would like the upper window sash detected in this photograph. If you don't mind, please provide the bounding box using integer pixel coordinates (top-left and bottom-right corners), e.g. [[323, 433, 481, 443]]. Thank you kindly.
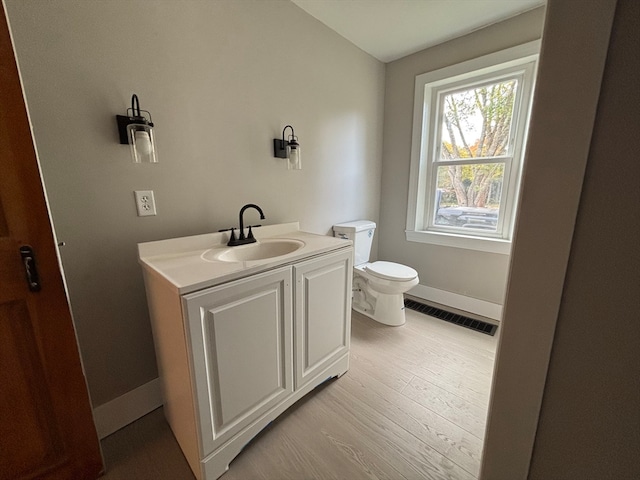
[[432, 72, 525, 163]]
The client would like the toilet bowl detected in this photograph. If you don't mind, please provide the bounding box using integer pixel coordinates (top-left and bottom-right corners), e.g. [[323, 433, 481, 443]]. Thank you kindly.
[[333, 221, 419, 326]]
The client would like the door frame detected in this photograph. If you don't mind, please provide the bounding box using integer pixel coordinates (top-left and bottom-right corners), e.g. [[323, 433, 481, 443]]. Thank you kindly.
[[480, 0, 618, 478]]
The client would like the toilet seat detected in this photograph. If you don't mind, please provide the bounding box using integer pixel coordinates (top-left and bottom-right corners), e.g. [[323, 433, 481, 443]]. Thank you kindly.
[[364, 261, 418, 282]]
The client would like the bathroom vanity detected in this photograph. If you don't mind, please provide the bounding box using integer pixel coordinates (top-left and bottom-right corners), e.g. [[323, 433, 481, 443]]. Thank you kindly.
[[138, 223, 352, 480]]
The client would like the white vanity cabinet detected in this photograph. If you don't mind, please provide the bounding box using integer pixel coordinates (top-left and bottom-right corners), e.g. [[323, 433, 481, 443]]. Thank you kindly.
[[140, 233, 352, 480]]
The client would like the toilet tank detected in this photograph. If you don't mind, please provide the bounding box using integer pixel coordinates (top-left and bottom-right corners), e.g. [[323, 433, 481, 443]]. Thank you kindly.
[[333, 220, 376, 266]]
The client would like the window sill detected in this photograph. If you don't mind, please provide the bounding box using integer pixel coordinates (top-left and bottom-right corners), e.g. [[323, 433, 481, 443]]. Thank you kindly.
[[405, 230, 512, 255]]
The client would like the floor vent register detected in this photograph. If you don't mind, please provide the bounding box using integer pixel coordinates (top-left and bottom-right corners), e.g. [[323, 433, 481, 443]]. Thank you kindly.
[[404, 299, 498, 336]]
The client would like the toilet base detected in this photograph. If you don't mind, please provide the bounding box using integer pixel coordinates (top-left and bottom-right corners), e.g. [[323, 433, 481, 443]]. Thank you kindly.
[[353, 292, 407, 326]]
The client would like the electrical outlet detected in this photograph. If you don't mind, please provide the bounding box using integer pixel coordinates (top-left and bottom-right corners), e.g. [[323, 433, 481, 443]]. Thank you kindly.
[[134, 190, 157, 217]]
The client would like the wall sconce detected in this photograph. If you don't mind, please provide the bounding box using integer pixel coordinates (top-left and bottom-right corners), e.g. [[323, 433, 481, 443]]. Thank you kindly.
[[116, 94, 158, 163], [273, 125, 301, 170]]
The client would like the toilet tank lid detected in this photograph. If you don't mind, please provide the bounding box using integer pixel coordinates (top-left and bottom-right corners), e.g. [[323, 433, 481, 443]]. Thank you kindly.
[[333, 220, 376, 233]]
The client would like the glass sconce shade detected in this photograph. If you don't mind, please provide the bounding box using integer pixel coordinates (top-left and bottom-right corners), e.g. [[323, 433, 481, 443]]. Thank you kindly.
[[128, 124, 158, 163], [286, 136, 301, 170], [116, 94, 158, 163]]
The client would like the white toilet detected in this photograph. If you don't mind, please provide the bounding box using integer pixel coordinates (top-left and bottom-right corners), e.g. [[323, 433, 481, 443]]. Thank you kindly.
[[333, 220, 419, 326]]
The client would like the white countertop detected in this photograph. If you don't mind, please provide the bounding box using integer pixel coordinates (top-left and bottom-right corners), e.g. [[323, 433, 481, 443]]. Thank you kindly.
[[138, 222, 352, 294]]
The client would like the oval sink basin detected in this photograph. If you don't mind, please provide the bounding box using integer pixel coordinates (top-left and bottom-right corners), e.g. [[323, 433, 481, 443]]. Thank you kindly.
[[203, 239, 305, 263]]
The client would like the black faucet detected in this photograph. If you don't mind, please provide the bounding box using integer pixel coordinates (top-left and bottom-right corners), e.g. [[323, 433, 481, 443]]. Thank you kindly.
[[227, 204, 265, 246]]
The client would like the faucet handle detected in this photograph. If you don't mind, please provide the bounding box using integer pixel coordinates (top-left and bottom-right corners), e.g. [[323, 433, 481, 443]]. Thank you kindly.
[[219, 227, 236, 242], [247, 225, 257, 240]]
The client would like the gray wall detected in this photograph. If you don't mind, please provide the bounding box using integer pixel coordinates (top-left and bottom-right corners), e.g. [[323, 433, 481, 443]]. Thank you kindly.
[[529, 0, 640, 476], [5, 0, 384, 407], [378, 8, 545, 305]]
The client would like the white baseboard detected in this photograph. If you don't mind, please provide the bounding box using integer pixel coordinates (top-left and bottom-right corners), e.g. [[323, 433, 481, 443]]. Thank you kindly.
[[93, 377, 163, 439], [408, 284, 503, 321]]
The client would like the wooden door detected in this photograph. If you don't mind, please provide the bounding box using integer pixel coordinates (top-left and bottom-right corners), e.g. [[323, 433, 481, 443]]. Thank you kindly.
[[294, 249, 352, 389], [183, 267, 293, 456], [0, 6, 103, 479]]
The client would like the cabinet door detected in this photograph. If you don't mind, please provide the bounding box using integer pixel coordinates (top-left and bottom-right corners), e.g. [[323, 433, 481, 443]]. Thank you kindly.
[[294, 249, 352, 389], [183, 267, 293, 456]]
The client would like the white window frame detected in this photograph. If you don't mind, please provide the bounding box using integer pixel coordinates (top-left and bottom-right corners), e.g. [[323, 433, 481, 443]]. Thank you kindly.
[[406, 41, 540, 255]]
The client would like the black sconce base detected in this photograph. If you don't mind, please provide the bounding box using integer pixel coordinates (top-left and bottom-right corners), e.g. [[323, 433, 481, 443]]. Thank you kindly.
[[273, 138, 288, 158], [116, 115, 134, 144]]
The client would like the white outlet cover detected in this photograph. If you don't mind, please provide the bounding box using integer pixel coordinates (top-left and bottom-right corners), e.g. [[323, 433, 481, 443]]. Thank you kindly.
[[134, 190, 157, 217]]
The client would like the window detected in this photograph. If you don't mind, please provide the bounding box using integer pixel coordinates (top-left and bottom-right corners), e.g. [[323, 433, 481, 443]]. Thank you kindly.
[[406, 42, 539, 254]]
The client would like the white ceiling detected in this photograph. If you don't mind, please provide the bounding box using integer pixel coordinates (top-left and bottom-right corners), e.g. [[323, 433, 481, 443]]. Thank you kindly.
[[291, 0, 546, 63]]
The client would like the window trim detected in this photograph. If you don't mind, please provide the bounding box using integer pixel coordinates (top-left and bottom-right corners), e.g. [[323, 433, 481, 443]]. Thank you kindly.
[[406, 41, 540, 255]]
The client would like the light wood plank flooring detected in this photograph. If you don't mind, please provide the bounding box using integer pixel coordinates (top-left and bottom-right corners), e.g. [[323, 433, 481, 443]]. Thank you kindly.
[[101, 309, 497, 480]]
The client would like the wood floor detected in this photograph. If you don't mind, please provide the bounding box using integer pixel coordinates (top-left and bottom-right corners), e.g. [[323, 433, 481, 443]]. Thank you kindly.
[[100, 309, 497, 480]]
